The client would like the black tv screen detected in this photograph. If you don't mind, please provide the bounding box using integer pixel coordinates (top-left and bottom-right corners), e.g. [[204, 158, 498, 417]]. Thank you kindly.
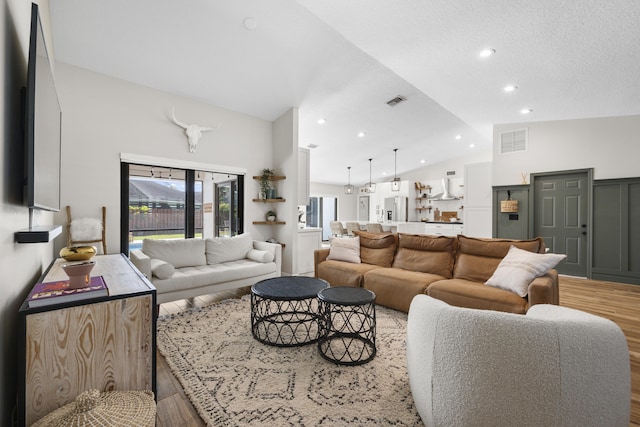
[[25, 3, 61, 212]]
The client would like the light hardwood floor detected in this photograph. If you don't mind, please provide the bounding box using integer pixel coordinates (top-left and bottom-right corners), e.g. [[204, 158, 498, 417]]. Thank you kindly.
[[155, 278, 640, 426]]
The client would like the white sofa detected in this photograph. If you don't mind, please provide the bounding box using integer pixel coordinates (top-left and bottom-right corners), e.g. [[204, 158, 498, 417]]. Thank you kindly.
[[130, 233, 281, 304], [406, 295, 631, 427]]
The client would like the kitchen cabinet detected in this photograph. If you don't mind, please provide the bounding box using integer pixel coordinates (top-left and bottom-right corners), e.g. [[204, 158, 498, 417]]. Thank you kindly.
[[464, 162, 492, 238], [397, 222, 463, 236], [423, 222, 464, 236], [297, 228, 322, 274]]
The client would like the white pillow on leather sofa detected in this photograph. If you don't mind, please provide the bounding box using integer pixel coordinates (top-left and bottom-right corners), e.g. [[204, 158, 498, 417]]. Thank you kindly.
[[485, 245, 566, 297]]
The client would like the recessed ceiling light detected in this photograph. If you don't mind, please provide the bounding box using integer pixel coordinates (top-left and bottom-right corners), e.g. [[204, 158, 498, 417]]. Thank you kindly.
[[469, 144, 475, 148], [382, 172, 387, 176], [455, 135, 462, 140], [479, 48, 496, 57], [504, 85, 518, 92], [420, 159, 426, 164], [358, 132, 366, 138], [243, 17, 257, 30], [520, 108, 533, 114], [317, 118, 326, 125]]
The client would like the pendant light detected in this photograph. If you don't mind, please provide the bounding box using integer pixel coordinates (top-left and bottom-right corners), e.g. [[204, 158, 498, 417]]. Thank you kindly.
[[344, 166, 354, 194], [391, 148, 400, 191], [365, 158, 376, 193]]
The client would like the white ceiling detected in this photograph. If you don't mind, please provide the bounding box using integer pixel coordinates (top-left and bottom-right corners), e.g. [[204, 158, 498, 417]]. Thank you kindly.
[[49, 0, 640, 186]]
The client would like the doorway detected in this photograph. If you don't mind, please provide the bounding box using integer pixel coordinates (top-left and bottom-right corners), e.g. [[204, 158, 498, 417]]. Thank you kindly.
[[306, 196, 338, 241], [531, 169, 591, 277]]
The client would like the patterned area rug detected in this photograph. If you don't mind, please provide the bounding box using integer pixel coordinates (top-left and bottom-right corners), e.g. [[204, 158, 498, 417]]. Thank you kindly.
[[157, 294, 422, 426]]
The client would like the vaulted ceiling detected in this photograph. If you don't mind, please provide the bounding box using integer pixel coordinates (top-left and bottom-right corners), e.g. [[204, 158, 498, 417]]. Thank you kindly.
[[50, 0, 640, 185]]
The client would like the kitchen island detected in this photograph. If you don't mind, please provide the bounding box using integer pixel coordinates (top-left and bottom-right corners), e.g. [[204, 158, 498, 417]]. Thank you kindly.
[[397, 221, 464, 236], [338, 221, 464, 237]]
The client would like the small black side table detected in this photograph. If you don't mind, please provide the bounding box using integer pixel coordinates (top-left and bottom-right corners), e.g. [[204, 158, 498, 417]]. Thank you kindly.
[[251, 276, 329, 347], [317, 286, 377, 366]]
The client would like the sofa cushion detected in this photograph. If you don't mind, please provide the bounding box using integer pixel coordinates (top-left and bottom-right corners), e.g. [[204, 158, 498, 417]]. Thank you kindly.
[[153, 259, 277, 295], [428, 278, 529, 314], [317, 259, 381, 288], [326, 236, 361, 263], [353, 231, 398, 267], [364, 267, 446, 312], [247, 248, 274, 263], [485, 245, 566, 297], [150, 258, 175, 279], [453, 235, 545, 283], [142, 238, 206, 268], [392, 233, 456, 278], [206, 233, 253, 264]]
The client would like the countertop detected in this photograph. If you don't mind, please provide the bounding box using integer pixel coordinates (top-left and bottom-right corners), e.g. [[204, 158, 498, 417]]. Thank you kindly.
[[419, 221, 464, 225], [298, 227, 322, 233]]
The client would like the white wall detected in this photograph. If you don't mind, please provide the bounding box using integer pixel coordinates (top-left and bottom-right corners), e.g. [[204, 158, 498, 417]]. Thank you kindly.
[[52, 62, 274, 254], [272, 108, 298, 274], [309, 182, 358, 221], [1, 1, 58, 424], [493, 115, 640, 185], [402, 149, 492, 182]]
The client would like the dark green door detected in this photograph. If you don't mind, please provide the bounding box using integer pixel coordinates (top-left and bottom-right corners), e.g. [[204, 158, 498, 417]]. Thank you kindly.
[[533, 171, 589, 276]]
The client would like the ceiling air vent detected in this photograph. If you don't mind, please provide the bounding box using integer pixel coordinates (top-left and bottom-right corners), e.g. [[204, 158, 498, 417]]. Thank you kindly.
[[500, 128, 528, 154], [386, 95, 406, 107]]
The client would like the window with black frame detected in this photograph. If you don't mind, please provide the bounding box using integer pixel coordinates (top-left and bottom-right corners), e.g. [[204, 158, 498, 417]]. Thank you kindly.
[[121, 163, 243, 254]]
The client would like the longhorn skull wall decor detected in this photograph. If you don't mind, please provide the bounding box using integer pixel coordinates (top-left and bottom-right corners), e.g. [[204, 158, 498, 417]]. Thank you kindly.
[[171, 107, 220, 153]]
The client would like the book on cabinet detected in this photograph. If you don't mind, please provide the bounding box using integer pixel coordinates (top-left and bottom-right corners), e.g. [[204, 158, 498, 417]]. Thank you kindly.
[[26, 276, 108, 308]]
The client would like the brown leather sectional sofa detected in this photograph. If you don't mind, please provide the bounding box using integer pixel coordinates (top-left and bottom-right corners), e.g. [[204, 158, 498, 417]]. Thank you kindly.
[[314, 231, 559, 314]]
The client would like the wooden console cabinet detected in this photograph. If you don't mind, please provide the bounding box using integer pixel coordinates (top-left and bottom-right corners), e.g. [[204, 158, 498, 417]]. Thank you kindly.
[[18, 254, 156, 426]]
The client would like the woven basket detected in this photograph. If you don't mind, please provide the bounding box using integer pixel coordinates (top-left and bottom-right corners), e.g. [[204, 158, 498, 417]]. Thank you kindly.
[[32, 389, 156, 427], [500, 199, 519, 213]]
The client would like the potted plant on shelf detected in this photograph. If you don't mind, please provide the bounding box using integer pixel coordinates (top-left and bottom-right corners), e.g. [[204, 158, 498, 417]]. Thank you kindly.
[[266, 210, 277, 222], [260, 168, 275, 199]]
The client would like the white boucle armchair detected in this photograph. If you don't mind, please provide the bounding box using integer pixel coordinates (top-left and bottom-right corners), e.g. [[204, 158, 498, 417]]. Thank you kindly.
[[406, 295, 630, 427]]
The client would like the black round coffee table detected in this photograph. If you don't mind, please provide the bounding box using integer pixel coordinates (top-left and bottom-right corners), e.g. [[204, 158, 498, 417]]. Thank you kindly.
[[251, 276, 329, 347], [317, 286, 377, 366]]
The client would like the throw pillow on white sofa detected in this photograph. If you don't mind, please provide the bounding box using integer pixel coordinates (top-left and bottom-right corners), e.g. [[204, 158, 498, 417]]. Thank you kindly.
[[150, 258, 175, 279], [142, 238, 206, 268], [247, 248, 274, 263], [206, 233, 253, 264]]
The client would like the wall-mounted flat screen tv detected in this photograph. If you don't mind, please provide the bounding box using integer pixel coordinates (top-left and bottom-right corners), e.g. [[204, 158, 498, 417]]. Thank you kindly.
[[24, 3, 62, 212]]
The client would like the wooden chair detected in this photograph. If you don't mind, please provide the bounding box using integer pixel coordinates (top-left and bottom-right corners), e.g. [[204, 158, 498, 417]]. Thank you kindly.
[[346, 221, 361, 237], [329, 221, 347, 237], [66, 205, 107, 254], [366, 223, 384, 233]]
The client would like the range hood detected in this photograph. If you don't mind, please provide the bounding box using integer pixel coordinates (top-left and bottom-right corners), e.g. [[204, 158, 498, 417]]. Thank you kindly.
[[430, 178, 459, 201]]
